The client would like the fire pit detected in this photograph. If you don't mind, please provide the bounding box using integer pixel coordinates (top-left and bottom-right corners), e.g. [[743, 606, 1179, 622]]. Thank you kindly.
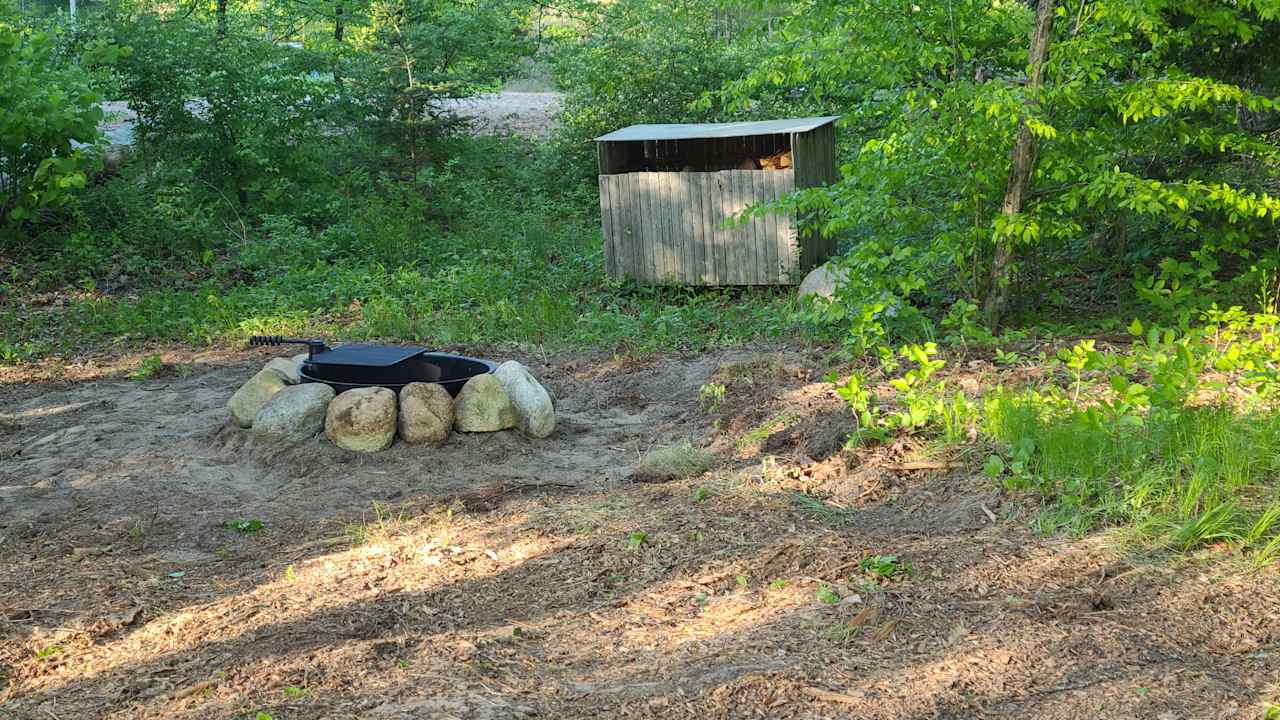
[[249, 336, 494, 396], [232, 336, 554, 450]]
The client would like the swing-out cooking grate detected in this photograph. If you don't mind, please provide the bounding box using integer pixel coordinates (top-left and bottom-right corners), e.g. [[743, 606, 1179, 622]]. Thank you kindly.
[[248, 337, 495, 396]]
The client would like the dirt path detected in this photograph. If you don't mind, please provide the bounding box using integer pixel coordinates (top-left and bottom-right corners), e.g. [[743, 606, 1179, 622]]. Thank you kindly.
[[439, 92, 562, 137], [2, 347, 1279, 718], [98, 92, 562, 145]]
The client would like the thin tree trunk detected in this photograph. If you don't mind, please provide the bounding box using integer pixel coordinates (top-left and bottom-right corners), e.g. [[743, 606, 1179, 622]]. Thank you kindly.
[[216, 0, 228, 39], [985, 0, 1055, 329], [333, 1, 344, 86]]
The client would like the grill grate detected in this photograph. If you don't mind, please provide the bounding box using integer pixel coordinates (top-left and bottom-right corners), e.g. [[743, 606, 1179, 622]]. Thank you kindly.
[[305, 344, 426, 368]]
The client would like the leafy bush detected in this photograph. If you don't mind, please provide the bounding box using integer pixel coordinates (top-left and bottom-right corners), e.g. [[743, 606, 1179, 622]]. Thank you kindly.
[[350, 0, 532, 174], [833, 304, 1280, 561], [106, 10, 341, 212], [550, 0, 762, 169], [0, 8, 122, 233], [729, 1, 1280, 340]]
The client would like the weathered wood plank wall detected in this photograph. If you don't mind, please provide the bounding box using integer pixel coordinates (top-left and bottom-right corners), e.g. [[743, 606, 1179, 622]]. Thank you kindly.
[[790, 123, 838, 269], [600, 169, 796, 285]]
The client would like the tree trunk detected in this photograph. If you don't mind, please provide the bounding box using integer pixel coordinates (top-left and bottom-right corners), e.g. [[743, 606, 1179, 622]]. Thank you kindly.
[[216, 0, 228, 39], [985, 0, 1055, 329], [333, 1, 345, 86]]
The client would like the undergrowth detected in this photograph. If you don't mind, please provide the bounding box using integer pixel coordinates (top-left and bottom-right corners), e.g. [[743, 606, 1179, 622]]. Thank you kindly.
[[0, 135, 799, 362], [829, 304, 1280, 564]]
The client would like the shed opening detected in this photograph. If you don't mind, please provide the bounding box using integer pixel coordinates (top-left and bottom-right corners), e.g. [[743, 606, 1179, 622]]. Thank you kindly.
[[599, 133, 792, 174]]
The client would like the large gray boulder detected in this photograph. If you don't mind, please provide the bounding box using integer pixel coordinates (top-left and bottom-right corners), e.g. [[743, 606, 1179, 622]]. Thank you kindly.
[[325, 387, 397, 452], [798, 262, 850, 300], [227, 368, 291, 428], [252, 383, 335, 442], [453, 374, 516, 432], [264, 356, 303, 384], [398, 382, 454, 445], [494, 361, 555, 438]]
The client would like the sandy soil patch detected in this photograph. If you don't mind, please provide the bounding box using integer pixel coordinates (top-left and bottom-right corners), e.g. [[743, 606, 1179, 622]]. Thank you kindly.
[[2, 347, 1278, 719]]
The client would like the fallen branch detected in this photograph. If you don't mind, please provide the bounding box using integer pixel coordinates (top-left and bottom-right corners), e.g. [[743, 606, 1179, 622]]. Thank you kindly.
[[802, 686, 864, 705], [884, 460, 957, 471]]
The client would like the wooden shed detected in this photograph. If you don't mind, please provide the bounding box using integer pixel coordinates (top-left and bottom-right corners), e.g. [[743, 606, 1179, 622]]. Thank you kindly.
[[596, 116, 839, 285]]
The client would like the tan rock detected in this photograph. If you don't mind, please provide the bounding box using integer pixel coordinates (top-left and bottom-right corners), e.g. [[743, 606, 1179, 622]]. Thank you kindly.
[[494, 361, 555, 438], [798, 262, 850, 300], [453, 374, 516, 432], [325, 387, 397, 452], [398, 382, 454, 445], [264, 356, 302, 384], [252, 383, 335, 441]]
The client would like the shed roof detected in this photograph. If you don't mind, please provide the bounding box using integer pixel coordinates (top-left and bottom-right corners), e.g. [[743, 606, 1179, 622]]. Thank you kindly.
[[595, 116, 840, 142]]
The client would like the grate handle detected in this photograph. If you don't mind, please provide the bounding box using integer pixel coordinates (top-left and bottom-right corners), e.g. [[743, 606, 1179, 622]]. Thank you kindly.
[[248, 336, 328, 359]]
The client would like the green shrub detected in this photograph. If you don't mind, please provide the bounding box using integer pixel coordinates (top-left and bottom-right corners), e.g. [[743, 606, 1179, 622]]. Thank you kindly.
[[550, 0, 763, 170], [633, 442, 715, 483], [728, 0, 1280, 338], [0, 9, 124, 233]]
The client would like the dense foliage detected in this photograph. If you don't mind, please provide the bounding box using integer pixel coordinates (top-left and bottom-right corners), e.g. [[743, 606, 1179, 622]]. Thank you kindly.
[[0, 4, 120, 231], [551, 0, 761, 167], [719, 0, 1280, 345]]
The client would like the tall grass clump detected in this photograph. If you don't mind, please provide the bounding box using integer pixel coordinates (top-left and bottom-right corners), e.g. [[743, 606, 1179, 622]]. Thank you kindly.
[[979, 313, 1280, 559], [830, 308, 1280, 563]]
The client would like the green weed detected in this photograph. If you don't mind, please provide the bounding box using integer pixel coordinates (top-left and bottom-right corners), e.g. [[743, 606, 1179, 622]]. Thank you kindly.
[[698, 382, 726, 412], [130, 353, 165, 380], [790, 492, 857, 526], [735, 413, 799, 451], [814, 584, 840, 604], [35, 645, 63, 659], [626, 530, 647, 551], [227, 519, 265, 534], [860, 555, 910, 579], [343, 523, 369, 546]]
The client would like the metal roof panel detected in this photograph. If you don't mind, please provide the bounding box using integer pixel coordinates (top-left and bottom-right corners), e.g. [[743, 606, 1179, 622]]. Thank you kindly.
[[595, 116, 840, 142]]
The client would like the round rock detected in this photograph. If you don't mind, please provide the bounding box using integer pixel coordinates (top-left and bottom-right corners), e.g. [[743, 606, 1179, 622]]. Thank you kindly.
[[797, 262, 851, 300], [227, 368, 291, 428], [252, 383, 335, 442], [325, 387, 397, 452], [453, 374, 516, 432], [494, 361, 555, 438], [264, 356, 302, 384], [398, 382, 454, 445]]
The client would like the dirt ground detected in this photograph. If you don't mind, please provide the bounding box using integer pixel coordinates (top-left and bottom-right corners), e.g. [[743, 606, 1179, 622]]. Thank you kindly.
[[99, 92, 563, 146], [2, 345, 1279, 719], [438, 92, 562, 138]]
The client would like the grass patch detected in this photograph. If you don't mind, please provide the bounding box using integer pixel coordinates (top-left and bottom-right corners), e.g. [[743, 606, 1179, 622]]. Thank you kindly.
[[735, 412, 800, 452], [632, 442, 715, 483], [1, 135, 802, 364], [823, 320, 1280, 564], [985, 394, 1280, 552], [790, 491, 857, 526]]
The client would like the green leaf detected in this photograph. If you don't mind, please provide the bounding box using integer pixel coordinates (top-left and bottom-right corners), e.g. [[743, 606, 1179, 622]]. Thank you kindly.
[[815, 584, 840, 604], [982, 455, 1005, 479]]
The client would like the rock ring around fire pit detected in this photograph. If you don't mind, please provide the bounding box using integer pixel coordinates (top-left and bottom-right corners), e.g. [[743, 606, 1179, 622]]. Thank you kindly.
[[227, 340, 555, 452]]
